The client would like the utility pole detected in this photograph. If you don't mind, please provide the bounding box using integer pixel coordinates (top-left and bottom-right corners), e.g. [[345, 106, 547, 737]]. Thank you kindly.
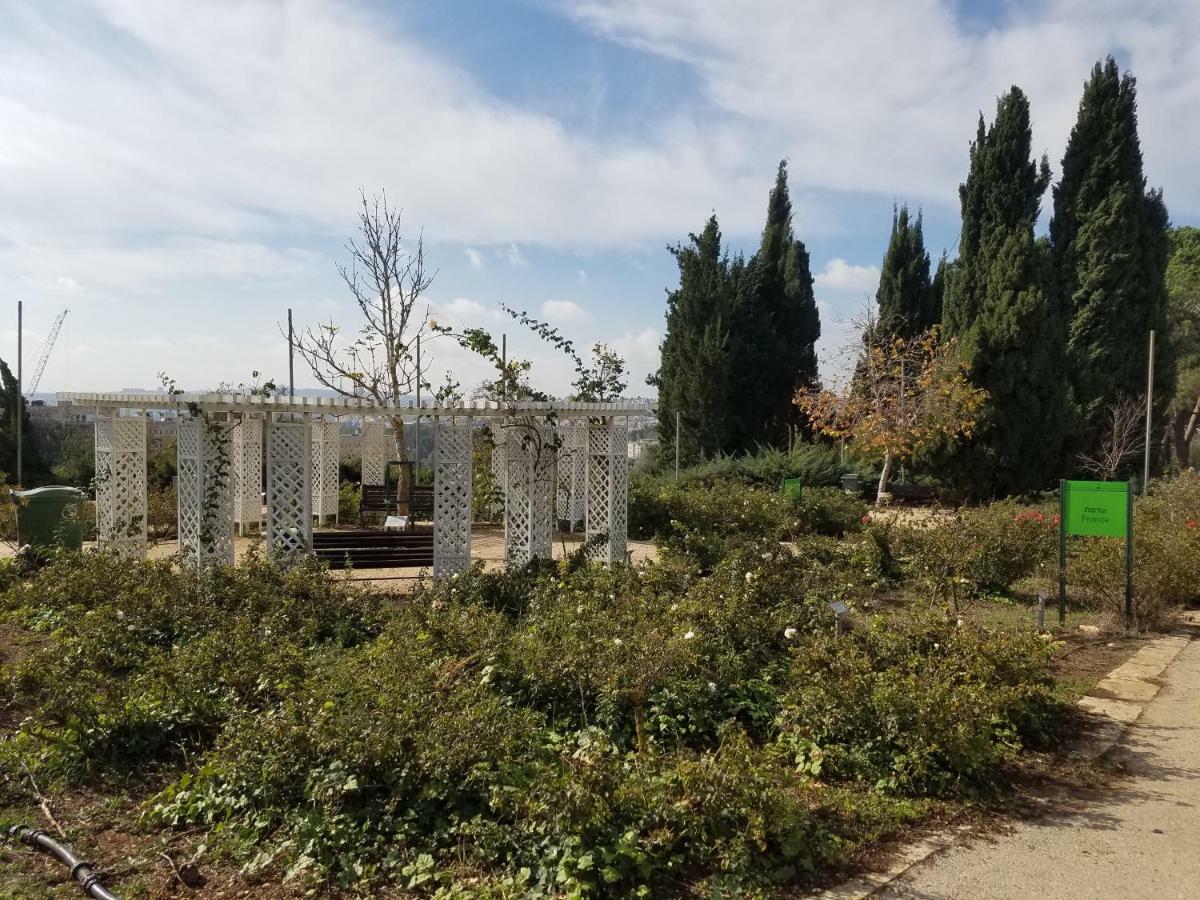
[[15, 300, 22, 486], [1143, 330, 1155, 492], [500, 333, 507, 404], [287, 307, 295, 398]]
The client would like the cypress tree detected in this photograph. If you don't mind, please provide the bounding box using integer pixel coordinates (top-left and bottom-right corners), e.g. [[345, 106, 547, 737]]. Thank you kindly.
[[930, 252, 948, 326], [1050, 57, 1173, 450], [876, 204, 934, 338], [651, 214, 739, 463], [729, 160, 821, 451], [940, 87, 1069, 496], [0, 356, 49, 485]]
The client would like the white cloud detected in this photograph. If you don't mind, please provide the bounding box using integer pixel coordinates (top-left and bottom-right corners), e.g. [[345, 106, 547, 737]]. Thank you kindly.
[[541, 299, 588, 323], [432, 297, 503, 327], [503, 244, 530, 267], [578, 268, 589, 286], [464, 247, 484, 269], [814, 258, 880, 293], [564, 0, 1200, 217]]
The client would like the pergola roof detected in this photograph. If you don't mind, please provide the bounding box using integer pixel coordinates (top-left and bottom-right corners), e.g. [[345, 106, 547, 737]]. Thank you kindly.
[[56, 392, 654, 419]]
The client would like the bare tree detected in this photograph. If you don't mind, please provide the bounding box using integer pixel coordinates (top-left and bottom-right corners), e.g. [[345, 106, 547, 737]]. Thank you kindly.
[[291, 190, 436, 460], [1078, 395, 1145, 480]]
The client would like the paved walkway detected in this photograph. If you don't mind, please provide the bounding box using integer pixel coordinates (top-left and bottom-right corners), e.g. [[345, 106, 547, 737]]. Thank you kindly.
[[880, 633, 1200, 899]]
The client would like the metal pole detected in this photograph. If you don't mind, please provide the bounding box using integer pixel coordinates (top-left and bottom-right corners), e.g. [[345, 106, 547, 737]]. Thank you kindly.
[[414, 335, 421, 478], [1058, 479, 1067, 625], [1143, 329, 1155, 492], [500, 333, 507, 404], [1125, 483, 1135, 625], [675, 410, 680, 481], [287, 308, 295, 399], [16, 300, 22, 486]]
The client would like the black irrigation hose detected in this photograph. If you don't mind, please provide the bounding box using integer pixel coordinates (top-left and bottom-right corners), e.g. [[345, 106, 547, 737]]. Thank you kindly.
[[6, 826, 121, 900]]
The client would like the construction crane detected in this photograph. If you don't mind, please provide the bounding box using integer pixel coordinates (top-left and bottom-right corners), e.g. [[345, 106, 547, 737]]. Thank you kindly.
[[25, 308, 68, 398]]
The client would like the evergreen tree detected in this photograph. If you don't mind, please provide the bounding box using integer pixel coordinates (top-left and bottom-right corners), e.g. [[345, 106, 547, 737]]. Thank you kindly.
[[1050, 57, 1173, 451], [650, 214, 740, 463], [0, 356, 49, 485], [930, 252, 948, 327], [729, 160, 821, 451], [876, 204, 934, 338], [940, 87, 1070, 496]]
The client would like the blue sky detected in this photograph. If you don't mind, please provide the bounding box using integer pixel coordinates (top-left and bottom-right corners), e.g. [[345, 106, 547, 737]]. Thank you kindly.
[[1, 0, 1197, 396]]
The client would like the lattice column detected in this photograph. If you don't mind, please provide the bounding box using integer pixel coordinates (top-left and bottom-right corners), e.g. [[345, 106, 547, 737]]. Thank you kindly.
[[433, 418, 473, 578], [232, 415, 263, 534], [556, 420, 587, 531], [489, 426, 507, 519], [266, 415, 313, 558], [176, 416, 235, 567], [361, 419, 393, 486], [503, 423, 555, 566], [311, 419, 340, 524], [94, 410, 147, 559], [586, 417, 629, 564]]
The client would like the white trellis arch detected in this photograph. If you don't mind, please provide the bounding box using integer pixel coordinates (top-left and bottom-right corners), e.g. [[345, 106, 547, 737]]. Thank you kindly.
[[361, 418, 393, 486], [66, 393, 645, 573], [266, 415, 312, 557], [311, 419, 340, 524], [433, 418, 473, 577], [586, 418, 628, 564], [556, 419, 587, 531], [95, 410, 147, 559], [503, 423, 555, 566], [232, 415, 263, 534], [177, 416, 235, 566]]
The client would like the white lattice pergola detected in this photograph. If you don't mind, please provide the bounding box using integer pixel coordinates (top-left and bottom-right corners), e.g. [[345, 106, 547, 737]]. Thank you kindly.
[[177, 416, 235, 566], [94, 410, 147, 559], [311, 419, 340, 524], [556, 419, 588, 531], [432, 418, 473, 577], [502, 423, 556, 566], [232, 416, 263, 534], [361, 418, 394, 486], [62, 393, 648, 576]]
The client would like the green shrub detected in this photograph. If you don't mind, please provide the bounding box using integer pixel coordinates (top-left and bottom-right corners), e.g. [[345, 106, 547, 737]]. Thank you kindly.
[[778, 613, 1064, 796], [1, 542, 1068, 893], [1069, 473, 1200, 629], [895, 501, 1058, 604], [338, 481, 362, 524]]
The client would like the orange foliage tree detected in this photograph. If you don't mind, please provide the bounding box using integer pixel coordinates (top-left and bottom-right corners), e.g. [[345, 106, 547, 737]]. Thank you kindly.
[[795, 324, 986, 504]]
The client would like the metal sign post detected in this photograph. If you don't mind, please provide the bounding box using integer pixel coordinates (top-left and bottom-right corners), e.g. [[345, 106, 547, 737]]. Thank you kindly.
[[1058, 480, 1134, 626]]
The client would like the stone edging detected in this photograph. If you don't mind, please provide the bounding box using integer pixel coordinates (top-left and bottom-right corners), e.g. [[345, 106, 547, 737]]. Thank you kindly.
[[812, 611, 1199, 899]]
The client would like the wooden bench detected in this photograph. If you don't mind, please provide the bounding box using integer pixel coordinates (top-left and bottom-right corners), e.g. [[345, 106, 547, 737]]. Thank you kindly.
[[360, 484, 397, 516], [312, 529, 434, 569]]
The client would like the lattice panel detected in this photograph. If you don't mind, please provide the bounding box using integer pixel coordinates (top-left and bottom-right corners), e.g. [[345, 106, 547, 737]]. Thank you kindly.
[[489, 427, 507, 518], [233, 416, 263, 530], [94, 412, 146, 559], [177, 417, 235, 567], [176, 419, 201, 557], [586, 418, 629, 564], [311, 420, 340, 522], [555, 420, 587, 530], [266, 417, 312, 558], [503, 424, 554, 566], [433, 420, 474, 578], [361, 419, 394, 486]]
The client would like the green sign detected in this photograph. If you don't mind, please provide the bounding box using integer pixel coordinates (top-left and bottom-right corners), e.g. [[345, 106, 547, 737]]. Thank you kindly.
[[1064, 480, 1129, 538], [781, 478, 803, 500]]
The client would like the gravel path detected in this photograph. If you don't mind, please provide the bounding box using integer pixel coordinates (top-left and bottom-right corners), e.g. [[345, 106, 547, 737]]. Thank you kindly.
[[880, 633, 1200, 899]]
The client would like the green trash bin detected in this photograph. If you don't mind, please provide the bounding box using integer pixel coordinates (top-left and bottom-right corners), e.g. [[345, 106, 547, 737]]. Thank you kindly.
[[14, 486, 86, 549]]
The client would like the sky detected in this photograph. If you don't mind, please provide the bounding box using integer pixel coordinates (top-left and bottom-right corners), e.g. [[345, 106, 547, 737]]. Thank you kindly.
[[1, 0, 1197, 398]]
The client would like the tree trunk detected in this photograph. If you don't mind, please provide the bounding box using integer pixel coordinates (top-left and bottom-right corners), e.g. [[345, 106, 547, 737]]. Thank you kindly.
[[1173, 399, 1200, 470], [876, 449, 893, 506]]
